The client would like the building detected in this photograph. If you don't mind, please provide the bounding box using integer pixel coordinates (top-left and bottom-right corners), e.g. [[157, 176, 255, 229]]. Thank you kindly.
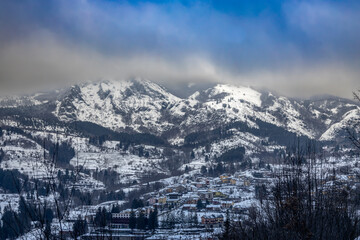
[[206, 204, 221, 211], [182, 204, 197, 211], [111, 210, 132, 229], [220, 200, 233, 209], [166, 193, 182, 203], [201, 214, 224, 228], [220, 175, 230, 184]]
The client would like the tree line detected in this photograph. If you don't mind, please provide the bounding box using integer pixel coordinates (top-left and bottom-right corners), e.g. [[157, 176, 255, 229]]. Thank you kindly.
[[220, 142, 360, 240]]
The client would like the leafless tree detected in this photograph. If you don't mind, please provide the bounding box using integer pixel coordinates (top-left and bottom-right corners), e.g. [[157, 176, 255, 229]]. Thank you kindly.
[[2, 130, 90, 240], [220, 141, 360, 240], [346, 90, 360, 151]]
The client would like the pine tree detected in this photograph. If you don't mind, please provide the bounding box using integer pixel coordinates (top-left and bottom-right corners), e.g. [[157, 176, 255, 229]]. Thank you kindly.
[[222, 211, 231, 239], [201, 166, 207, 175], [196, 199, 204, 209], [148, 209, 159, 231], [1, 208, 22, 239], [73, 215, 88, 239], [132, 199, 144, 209], [18, 196, 31, 232], [94, 207, 107, 228], [111, 204, 120, 213], [193, 213, 198, 227], [190, 151, 195, 159], [136, 212, 146, 230], [44, 222, 52, 240], [44, 208, 54, 224], [0, 148, 4, 163], [129, 210, 137, 230]]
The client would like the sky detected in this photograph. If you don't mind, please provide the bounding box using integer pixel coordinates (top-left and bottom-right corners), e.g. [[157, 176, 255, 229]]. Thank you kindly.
[[0, 0, 359, 98]]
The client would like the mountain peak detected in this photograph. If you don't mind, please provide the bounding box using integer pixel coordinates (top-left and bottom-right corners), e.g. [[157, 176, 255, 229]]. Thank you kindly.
[[76, 78, 181, 102], [1, 78, 359, 143]]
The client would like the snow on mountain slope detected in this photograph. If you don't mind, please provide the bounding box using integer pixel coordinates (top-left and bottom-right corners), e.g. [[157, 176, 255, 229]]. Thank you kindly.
[[1, 78, 359, 145], [0, 129, 102, 188], [0, 94, 48, 108], [184, 84, 315, 138], [263, 95, 315, 138], [0, 131, 48, 178], [208, 84, 262, 107], [320, 107, 360, 141], [54, 78, 181, 133], [186, 129, 283, 171], [26, 129, 169, 183], [0, 128, 167, 185], [305, 97, 359, 127], [1, 79, 360, 186], [0, 88, 67, 109]]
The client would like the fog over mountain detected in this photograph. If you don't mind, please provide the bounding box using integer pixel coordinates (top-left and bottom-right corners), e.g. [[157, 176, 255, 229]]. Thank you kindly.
[[1, 0, 360, 98]]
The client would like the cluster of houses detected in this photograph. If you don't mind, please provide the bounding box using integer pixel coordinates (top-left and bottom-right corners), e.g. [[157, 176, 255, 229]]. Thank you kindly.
[[77, 166, 360, 239], [109, 171, 274, 232]]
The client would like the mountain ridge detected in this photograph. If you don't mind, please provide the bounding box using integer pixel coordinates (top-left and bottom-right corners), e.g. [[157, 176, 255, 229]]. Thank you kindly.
[[0, 78, 359, 145], [1, 78, 359, 185]]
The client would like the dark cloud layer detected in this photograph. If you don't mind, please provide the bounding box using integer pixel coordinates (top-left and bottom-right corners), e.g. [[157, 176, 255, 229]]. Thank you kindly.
[[0, 0, 359, 98]]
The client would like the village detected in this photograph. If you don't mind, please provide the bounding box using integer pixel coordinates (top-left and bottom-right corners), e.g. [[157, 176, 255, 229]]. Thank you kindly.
[[75, 155, 360, 240], [75, 168, 278, 239]]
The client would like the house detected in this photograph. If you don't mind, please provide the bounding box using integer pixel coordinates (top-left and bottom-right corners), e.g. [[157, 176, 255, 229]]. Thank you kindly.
[[165, 187, 173, 193], [206, 204, 222, 211], [220, 200, 233, 209], [201, 214, 224, 228], [243, 179, 251, 187], [182, 204, 197, 211], [184, 197, 199, 205], [214, 191, 228, 198], [232, 200, 254, 214], [158, 196, 167, 205], [148, 196, 167, 207], [111, 210, 133, 229], [166, 193, 182, 204], [198, 190, 213, 200], [196, 182, 205, 188], [220, 175, 230, 184], [220, 175, 229, 181], [148, 197, 157, 205], [175, 185, 187, 193]]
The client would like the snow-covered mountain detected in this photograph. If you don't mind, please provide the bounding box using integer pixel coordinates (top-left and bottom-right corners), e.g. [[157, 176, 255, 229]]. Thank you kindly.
[[0, 78, 359, 144], [0, 78, 359, 185], [53, 78, 181, 133]]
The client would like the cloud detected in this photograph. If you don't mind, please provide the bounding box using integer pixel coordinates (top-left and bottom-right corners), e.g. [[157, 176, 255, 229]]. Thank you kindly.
[[283, 0, 360, 62], [0, 32, 226, 93], [0, 0, 359, 98]]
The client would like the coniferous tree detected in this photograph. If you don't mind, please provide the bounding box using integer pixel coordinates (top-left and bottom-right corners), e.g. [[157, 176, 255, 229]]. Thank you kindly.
[[136, 212, 147, 230], [72, 215, 88, 239], [148, 209, 159, 231], [18, 196, 31, 232], [44, 222, 51, 240], [94, 207, 108, 228], [0, 148, 4, 163], [1, 208, 22, 239], [196, 199, 204, 209], [201, 166, 207, 175], [129, 210, 137, 230], [193, 213, 198, 227], [222, 211, 231, 239], [111, 204, 120, 213], [190, 150, 195, 159]]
